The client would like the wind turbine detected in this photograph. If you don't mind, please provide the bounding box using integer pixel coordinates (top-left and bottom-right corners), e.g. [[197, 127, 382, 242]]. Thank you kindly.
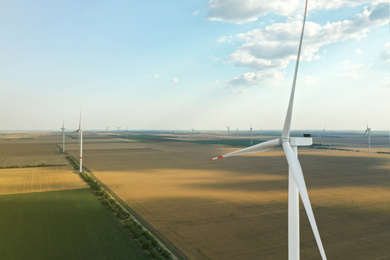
[[105, 125, 109, 132], [210, 1, 327, 259], [190, 127, 195, 134], [73, 109, 83, 173], [250, 124, 253, 145], [116, 125, 122, 132], [363, 122, 372, 153], [236, 128, 239, 136], [322, 126, 326, 138], [60, 120, 66, 153], [225, 125, 230, 136], [126, 126, 129, 140]]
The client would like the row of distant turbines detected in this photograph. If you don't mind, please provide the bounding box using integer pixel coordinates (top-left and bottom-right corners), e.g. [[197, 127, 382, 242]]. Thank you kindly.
[[60, 116, 132, 173]]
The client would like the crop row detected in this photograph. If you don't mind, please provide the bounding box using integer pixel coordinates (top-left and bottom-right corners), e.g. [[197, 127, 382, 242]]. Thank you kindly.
[[79, 171, 173, 260]]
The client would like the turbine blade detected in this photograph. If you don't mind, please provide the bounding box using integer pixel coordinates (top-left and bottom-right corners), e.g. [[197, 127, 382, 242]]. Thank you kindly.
[[72, 129, 80, 133], [282, 142, 327, 260], [363, 129, 368, 136], [209, 138, 280, 160], [282, 0, 308, 138]]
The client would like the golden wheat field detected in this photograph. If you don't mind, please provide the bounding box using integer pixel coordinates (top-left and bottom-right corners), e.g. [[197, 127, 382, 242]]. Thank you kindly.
[[65, 134, 390, 260], [0, 138, 88, 195], [0, 166, 88, 195]]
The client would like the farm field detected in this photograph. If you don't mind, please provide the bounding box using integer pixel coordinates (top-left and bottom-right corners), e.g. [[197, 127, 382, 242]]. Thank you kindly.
[[0, 135, 151, 260], [66, 134, 390, 259], [0, 189, 149, 260], [0, 155, 69, 168], [0, 166, 88, 195]]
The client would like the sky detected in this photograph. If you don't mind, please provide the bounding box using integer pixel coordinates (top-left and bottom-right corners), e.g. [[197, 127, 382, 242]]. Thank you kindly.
[[0, 0, 389, 131]]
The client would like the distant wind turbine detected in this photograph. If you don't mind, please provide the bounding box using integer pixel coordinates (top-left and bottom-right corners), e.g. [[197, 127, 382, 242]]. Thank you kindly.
[[250, 124, 253, 145], [126, 126, 129, 140], [60, 120, 66, 153], [225, 125, 230, 136], [73, 109, 83, 173], [363, 122, 372, 153], [210, 1, 327, 259], [322, 126, 326, 137], [105, 125, 109, 132], [190, 127, 195, 134], [116, 125, 122, 132], [236, 128, 239, 136]]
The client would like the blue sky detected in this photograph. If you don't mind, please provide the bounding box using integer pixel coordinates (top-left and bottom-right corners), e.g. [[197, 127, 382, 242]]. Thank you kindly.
[[0, 0, 388, 131]]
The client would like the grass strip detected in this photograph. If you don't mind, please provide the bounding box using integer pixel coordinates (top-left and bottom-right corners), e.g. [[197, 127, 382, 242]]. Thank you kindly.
[[0, 164, 66, 169], [65, 156, 79, 171]]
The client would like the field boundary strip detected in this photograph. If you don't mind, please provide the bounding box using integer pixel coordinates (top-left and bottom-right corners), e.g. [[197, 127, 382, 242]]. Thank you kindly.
[[0, 164, 66, 169], [87, 169, 187, 260]]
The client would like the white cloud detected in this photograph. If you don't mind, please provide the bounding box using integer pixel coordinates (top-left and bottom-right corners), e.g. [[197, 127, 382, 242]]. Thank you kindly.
[[355, 48, 363, 54], [193, 11, 200, 16], [300, 75, 316, 86], [228, 70, 285, 91], [381, 42, 390, 64], [311, 0, 384, 11], [153, 74, 160, 78], [205, 0, 386, 24], [216, 35, 233, 43], [224, 5, 387, 71], [172, 77, 179, 83], [342, 60, 364, 79], [206, 0, 300, 24], [210, 55, 220, 61]]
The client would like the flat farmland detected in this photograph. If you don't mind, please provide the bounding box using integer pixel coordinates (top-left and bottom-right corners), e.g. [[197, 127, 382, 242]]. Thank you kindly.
[[0, 189, 149, 260], [0, 155, 69, 168], [0, 166, 88, 195], [0, 143, 58, 156], [70, 139, 390, 259], [66, 141, 138, 151], [0, 136, 152, 259]]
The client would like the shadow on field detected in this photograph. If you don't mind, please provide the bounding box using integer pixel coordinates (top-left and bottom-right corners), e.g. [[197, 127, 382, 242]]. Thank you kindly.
[[73, 141, 390, 260], [136, 194, 390, 260]]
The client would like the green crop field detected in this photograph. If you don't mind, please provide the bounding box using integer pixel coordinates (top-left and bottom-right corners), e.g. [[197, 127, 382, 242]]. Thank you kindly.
[[0, 188, 150, 260]]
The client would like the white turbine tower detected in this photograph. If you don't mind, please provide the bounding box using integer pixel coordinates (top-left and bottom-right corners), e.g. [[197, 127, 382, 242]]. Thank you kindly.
[[210, 1, 327, 259], [60, 120, 66, 153], [250, 124, 253, 145], [73, 110, 83, 173], [363, 122, 372, 153], [225, 125, 230, 136], [126, 126, 129, 140]]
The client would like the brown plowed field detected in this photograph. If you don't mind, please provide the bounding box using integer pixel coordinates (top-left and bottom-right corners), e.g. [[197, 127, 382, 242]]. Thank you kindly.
[[67, 140, 390, 260]]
